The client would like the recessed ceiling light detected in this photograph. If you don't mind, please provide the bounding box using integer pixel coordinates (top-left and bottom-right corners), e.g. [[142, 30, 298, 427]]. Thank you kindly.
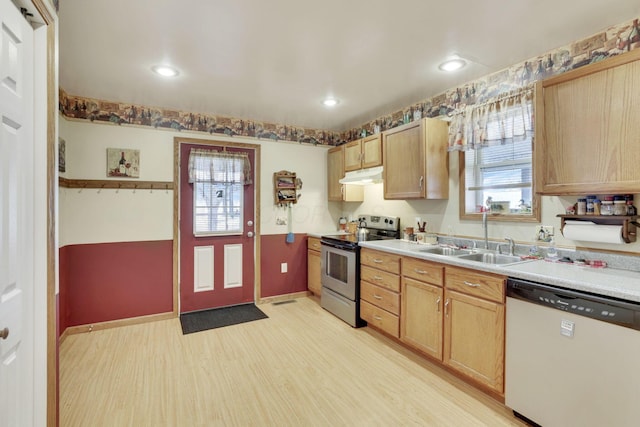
[[152, 65, 179, 77], [322, 98, 339, 107], [438, 56, 467, 72]]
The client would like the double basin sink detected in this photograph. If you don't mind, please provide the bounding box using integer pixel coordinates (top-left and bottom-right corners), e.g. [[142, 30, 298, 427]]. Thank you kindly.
[[418, 245, 528, 266]]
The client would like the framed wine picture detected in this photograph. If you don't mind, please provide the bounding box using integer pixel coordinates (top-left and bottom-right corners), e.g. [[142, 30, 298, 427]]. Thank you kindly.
[[107, 148, 140, 178]]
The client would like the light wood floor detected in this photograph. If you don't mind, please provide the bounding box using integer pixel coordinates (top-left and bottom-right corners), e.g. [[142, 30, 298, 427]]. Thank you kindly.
[[60, 297, 526, 426]]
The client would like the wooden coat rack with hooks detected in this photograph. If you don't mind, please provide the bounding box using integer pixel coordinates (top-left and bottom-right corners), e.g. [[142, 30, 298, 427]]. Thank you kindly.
[[59, 177, 174, 191]]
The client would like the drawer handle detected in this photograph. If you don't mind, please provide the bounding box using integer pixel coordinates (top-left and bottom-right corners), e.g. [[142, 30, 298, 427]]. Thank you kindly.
[[373, 294, 383, 300], [463, 281, 481, 288], [373, 275, 383, 281], [436, 296, 441, 312], [373, 315, 382, 321], [414, 268, 428, 275], [373, 259, 384, 263]]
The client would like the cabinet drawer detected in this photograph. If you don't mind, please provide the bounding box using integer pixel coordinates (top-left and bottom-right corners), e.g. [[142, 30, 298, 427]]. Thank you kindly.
[[361, 265, 400, 292], [307, 236, 321, 252], [361, 248, 401, 274], [361, 281, 400, 315], [402, 257, 444, 286], [361, 300, 399, 337], [445, 267, 505, 303]]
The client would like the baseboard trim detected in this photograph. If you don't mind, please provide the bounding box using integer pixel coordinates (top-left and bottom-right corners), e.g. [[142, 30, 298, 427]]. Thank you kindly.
[[258, 291, 310, 305], [62, 312, 176, 337]]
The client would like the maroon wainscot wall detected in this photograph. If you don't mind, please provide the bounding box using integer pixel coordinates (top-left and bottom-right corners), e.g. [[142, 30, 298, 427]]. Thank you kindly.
[[58, 240, 173, 335]]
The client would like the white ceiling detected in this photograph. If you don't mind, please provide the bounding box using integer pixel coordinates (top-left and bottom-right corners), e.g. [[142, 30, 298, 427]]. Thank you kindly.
[[58, 0, 640, 131]]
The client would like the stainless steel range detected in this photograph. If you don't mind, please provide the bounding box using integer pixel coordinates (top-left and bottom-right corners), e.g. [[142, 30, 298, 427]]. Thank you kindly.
[[320, 214, 400, 327]]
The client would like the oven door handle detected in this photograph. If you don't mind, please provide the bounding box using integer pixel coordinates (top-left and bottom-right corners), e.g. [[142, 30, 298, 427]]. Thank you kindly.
[[321, 240, 355, 251]]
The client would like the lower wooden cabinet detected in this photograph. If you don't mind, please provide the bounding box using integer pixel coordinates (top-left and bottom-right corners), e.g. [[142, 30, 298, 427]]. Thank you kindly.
[[307, 237, 322, 296], [397, 257, 505, 395], [443, 290, 505, 393], [443, 266, 506, 394], [401, 277, 443, 360], [360, 249, 401, 337], [357, 251, 506, 396]]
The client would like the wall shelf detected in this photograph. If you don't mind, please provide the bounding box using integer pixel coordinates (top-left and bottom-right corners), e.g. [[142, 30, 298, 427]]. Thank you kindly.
[[557, 214, 639, 243], [59, 177, 174, 191], [273, 170, 300, 206]]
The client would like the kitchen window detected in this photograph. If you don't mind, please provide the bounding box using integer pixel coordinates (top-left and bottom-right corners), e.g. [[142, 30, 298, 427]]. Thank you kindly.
[[188, 148, 252, 236], [449, 85, 540, 222]]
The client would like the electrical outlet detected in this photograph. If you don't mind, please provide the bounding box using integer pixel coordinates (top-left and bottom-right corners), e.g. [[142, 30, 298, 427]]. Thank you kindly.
[[280, 263, 288, 273], [535, 225, 554, 242]]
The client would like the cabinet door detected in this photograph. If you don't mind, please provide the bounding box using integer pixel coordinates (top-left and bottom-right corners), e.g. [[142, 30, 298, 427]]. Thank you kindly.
[[383, 121, 425, 199], [361, 134, 382, 169], [327, 146, 363, 202], [327, 146, 345, 201], [443, 290, 505, 394], [401, 278, 443, 360], [307, 249, 321, 295], [344, 139, 363, 172], [536, 50, 640, 195]]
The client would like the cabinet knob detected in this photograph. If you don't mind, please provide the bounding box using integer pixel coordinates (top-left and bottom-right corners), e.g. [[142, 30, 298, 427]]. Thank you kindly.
[[0, 327, 8, 340]]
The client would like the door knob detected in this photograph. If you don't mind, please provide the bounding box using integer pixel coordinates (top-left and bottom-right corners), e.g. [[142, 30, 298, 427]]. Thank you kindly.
[[0, 327, 8, 340], [247, 220, 253, 227], [247, 231, 254, 238]]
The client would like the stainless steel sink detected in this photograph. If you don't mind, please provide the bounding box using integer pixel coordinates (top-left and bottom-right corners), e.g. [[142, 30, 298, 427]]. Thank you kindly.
[[419, 246, 472, 256], [456, 252, 524, 265]]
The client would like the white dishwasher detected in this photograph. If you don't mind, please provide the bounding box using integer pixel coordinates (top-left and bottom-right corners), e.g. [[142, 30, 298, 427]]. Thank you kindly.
[[506, 278, 640, 427]]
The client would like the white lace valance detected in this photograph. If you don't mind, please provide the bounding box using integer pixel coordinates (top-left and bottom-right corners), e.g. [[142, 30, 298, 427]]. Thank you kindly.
[[187, 148, 252, 185]]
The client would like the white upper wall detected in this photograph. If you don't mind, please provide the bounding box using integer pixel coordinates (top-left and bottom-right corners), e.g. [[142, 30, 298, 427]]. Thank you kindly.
[[58, 118, 339, 246]]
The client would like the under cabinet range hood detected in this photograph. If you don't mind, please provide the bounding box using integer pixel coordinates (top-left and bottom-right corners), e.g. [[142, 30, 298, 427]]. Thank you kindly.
[[339, 166, 383, 185]]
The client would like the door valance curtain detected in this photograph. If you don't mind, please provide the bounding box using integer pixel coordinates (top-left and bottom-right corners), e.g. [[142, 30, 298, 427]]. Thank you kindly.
[[447, 85, 534, 151], [188, 148, 252, 185]]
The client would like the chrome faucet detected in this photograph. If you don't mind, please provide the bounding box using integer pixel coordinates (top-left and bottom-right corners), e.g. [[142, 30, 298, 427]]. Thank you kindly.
[[504, 237, 515, 256], [482, 211, 489, 249]]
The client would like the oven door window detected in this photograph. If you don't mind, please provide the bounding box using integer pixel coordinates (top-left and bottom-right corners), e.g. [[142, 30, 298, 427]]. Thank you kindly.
[[327, 250, 349, 283]]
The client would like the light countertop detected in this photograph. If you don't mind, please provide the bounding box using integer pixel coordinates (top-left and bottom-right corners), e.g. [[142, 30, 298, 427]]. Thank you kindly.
[[358, 239, 640, 303]]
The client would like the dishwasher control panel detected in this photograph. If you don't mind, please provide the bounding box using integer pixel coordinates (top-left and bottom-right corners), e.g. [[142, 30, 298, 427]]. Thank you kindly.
[[507, 278, 640, 331]]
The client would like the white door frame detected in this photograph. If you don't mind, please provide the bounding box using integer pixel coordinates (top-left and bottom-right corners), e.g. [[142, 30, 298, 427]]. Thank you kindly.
[[10, 0, 57, 425]]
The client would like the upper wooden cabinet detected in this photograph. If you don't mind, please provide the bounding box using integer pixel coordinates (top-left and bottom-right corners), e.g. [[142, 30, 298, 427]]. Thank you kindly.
[[382, 118, 449, 199], [344, 134, 382, 172], [327, 146, 363, 202], [535, 49, 640, 195]]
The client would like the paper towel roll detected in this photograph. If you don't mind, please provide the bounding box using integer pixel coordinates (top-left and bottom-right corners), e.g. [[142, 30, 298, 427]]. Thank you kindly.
[[561, 220, 625, 244]]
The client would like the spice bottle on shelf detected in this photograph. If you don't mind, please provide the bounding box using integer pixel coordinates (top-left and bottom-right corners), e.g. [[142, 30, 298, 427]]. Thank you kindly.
[[586, 195, 596, 214], [576, 198, 587, 215], [625, 195, 637, 216], [613, 196, 627, 216], [601, 196, 614, 215], [593, 198, 601, 215]]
